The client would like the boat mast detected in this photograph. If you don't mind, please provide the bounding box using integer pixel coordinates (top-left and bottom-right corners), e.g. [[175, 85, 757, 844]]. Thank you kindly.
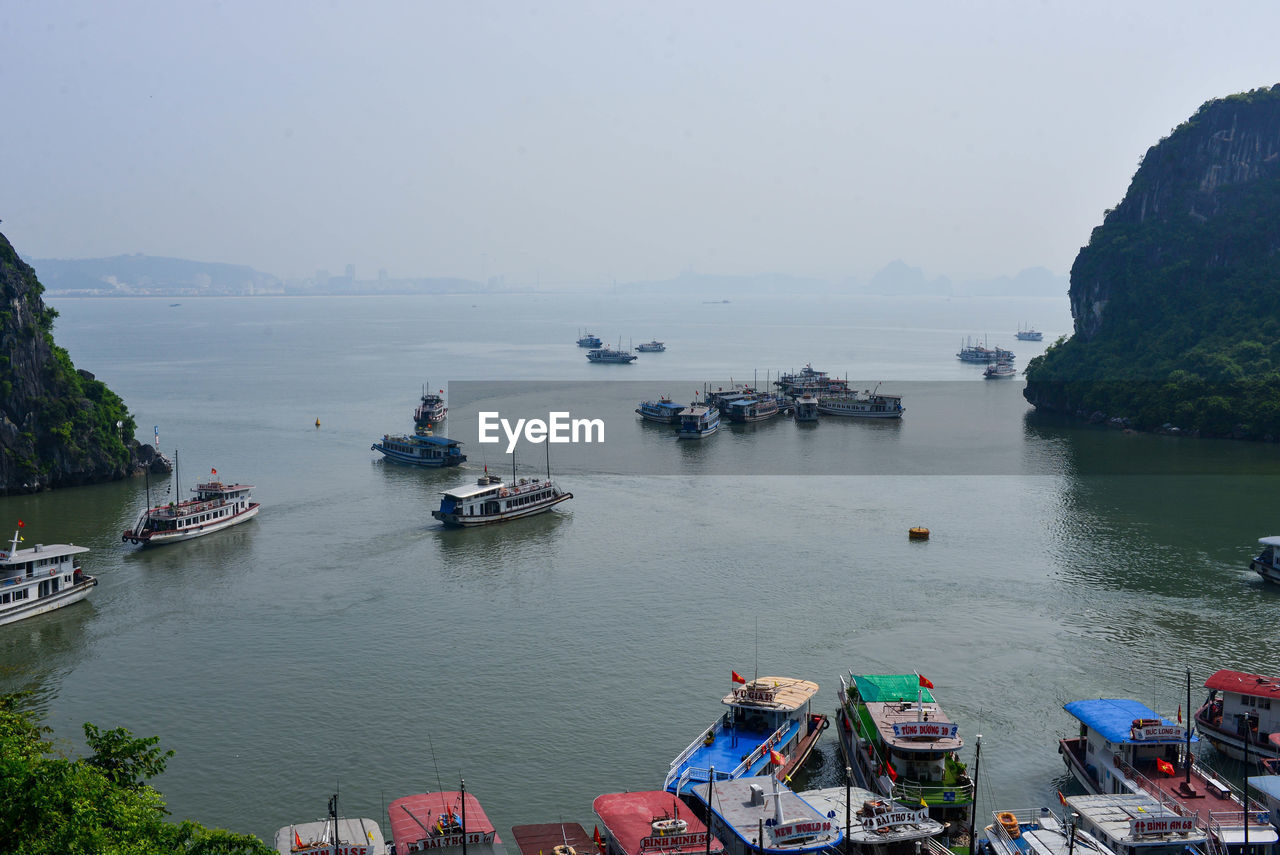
[[328, 792, 339, 855], [460, 778, 468, 855], [545, 435, 551, 481], [967, 734, 982, 855], [1185, 668, 1192, 784]]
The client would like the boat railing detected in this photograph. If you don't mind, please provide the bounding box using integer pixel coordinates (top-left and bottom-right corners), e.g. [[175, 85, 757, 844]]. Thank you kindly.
[[1111, 755, 1195, 819], [890, 777, 974, 806]]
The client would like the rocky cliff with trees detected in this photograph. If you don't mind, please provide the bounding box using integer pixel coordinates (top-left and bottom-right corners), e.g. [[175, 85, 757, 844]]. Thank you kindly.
[[1024, 85, 1280, 438]]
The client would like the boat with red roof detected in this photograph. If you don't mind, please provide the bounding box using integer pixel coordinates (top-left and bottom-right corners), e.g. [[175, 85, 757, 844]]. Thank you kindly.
[[1195, 669, 1280, 763], [510, 822, 595, 855], [1060, 697, 1277, 854], [593, 791, 723, 855], [388, 786, 506, 855], [663, 673, 828, 795]]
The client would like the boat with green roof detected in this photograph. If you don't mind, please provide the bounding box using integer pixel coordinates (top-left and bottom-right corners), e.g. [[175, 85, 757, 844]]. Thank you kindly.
[[835, 672, 974, 831]]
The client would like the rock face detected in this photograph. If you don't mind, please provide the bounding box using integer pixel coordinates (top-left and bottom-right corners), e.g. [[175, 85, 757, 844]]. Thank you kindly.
[[0, 230, 160, 494], [1024, 85, 1280, 438]]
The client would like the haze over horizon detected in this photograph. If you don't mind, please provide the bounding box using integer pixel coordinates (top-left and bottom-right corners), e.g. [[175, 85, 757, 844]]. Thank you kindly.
[[4, 1, 1278, 287]]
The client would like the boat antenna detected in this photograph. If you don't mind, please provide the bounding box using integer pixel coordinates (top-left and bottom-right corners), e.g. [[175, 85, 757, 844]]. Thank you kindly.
[[1185, 668, 1192, 784], [460, 777, 468, 855], [428, 733, 445, 795], [546, 434, 552, 481], [174, 449, 180, 501], [512, 448, 517, 484], [328, 791, 339, 848], [967, 734, 982, 855], [753, 616, 758, 683]]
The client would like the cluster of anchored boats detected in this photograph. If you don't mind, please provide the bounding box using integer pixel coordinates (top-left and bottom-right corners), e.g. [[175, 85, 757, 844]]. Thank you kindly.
[[577, 331, 667, 363], [265, 667, 1280, 855]]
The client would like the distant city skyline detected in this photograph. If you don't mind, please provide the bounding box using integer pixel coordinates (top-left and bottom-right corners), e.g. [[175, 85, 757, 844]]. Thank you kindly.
[[5, 1, 1279, 285]]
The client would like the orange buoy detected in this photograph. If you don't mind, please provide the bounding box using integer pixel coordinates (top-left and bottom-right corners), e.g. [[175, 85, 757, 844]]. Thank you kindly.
[[908, 526, 930, 540]]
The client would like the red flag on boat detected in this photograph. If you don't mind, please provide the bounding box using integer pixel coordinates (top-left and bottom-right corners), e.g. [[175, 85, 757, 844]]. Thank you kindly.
[[1058, 790, 1068, 807], [1156, 758, 1176, 776], [295, 829, 304, 849], [211, 468, 217, 475], [593, 826, 605, 853], [918, 674, 934, 689], [17, 520, 23, 528], [770, 749, 786, 767], [732, 671, 746, 684], [884, 761, 898, 781], [1177, 705, 1182, 724]]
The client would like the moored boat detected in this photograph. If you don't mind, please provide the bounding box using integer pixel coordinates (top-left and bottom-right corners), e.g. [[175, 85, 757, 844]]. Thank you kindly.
[[676, 404, 720, 439], [687, 775, 841, 855], [587, 346, 637, 364], [432, 463, 572, 527], [724, 394, 782, 423], [1194, 669, 1280, 763], [800, 785, 948, 855], [1249, 537, 1280, 584], [1015, 327, 1044, 341], [1060, 793, 1206, 855], [983, 360, 1017, 379], [593, 791, 724, 855], [835, 673, 973, 824], [372, 433, 467, 467], [415, 385, 448, 429], [388, 788, 506, 855], [664, 673, 827, 795], [981, 806, 1117, 855], [510, 822, 595, 855], [0, 524, 96, 627], [636, 397, 685, 425], [817, 388, 904, 419], [637, 340, 666, 352], [1059, 697, 1277, 854], [793, 392, 819, 423], [274, 795, 387, 855], [122, 465, 259, 546]]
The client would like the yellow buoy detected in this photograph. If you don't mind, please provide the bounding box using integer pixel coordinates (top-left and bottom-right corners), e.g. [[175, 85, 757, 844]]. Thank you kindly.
[[908, 526, 930, 540], [315, 418, 321, 428]]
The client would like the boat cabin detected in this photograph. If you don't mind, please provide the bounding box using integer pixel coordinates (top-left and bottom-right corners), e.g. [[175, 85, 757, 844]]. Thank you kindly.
[[436, 475, 562, 520], [388, 792, 505, 855], [797, 786, 947, 855], [1062, 794, 1206, 855], [593, 791, 724, 855], [1196, 670, 1280, 761], [1061, 699, 1194, 795], [274, 816, 387, 855], [688, 776, 842, 855]]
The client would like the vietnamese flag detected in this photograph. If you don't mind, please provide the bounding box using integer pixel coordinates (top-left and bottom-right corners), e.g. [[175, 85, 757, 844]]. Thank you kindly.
[[770, 749, 786, 766], [884, 761, 898, 781], [211, 468, 217, 475], [17, 520, 23, 528], [732, 671, 746, 684], [593, 826, 605, 853], [918, 674, 934, 689], [1156, 758, 1176, 776]]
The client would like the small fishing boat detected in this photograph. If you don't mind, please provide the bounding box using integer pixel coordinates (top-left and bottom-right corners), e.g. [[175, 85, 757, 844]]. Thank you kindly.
[[415, 385, 448, 429], [637, 340, 666, 352], [593, 791, 724, 855], [983, 360, 1017, 379], [587, 346, 637, 364], [577, 331, 603, 348], [388, 787, 506, 855], [835, 673, 973, 825], [982, 806, 1118, 855], [800, 786, 947, 855], [372, 433, 467, 467], [676, 404, 720, 439], [1060, 696, 1277, 854], [1250, 537, 1280, 584], [636, 397, 685, 425], [793, 392, 819, 423], [274, 795, 386, 855], [817, 387, 904, 419], [1194, 669, 1280, 763], [664, 673, 827, 795], [1061, 793, 1207, 855], [0, 524, 96, 627], [687, 775, 841, 855], [122, 456, 259, 546]]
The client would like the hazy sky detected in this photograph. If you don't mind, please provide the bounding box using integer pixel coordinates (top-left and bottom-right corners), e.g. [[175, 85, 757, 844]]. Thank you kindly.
[[4, 1, 1279, 285]]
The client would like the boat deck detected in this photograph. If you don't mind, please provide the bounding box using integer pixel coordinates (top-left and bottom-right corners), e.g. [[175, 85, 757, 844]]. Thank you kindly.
[[510, 823, 593, 855], [593, 791, 722, 855], [674, 717, 801, 784]]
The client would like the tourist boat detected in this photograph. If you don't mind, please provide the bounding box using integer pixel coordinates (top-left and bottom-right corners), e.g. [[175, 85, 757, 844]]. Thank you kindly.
[[676, 404, 720, 439], [835, 673, 974, 824], [793, 392, 819, 423], [587, 346, 637, 364], [800, 785, 947, 855], [274, 795, 386, 855], [724, 394, 781, 423], [372, 433, 467, 467], [1015, 326, 1044, 341], [636, 397, 685, 425], [1059, 697, 1277, 853], [817, 387, 904, 419], [510, 822, 595, 855], [983, 360, 1017, 379], [577, 331, 603, 348], [0, 524, 96, 627], [957, 339, 1014, 363], [122, 467, 259, 546], [637, 340, 666, 352], [432, 461, 572, 527], [1194, 669, 1280, 763], [1249, 537, 1280, 584], [1246, 775, 1280, 838], [388, 788, 506, 855], [686, 775, 842, 855], [1058, 794, 1205, 855], [415, 385, 448, 429], [982, 806, 1117, 855], [775, 364, 849, 397], [593, 791, 724, 855], [663, 673, 827, 795]]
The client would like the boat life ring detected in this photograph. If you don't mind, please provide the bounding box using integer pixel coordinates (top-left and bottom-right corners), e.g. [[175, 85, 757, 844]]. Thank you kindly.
[[553, 846, 578, 855], [998, 812, 1020, 839], [49, 569, 56, 576], [651, 819, 688, 836], [500, 489, 509, 497]]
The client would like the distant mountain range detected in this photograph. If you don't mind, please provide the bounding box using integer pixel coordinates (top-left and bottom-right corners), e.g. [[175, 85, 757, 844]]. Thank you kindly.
[[624, 264, 1067, 297]]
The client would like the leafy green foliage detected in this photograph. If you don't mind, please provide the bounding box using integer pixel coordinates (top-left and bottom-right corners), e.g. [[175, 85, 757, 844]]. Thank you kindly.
[[0, 694, 272, 855]]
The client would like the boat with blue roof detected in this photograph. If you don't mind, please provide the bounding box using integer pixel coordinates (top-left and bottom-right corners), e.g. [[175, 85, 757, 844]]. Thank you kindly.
[[1060, 697, 1276, 854], [636, 397, 685, 425], [372, 433, 467, 467], [686, 775, 841, 855], [663, 674, 827, 795], [676, 404, 720, 439], [577, 331, 603, 348]]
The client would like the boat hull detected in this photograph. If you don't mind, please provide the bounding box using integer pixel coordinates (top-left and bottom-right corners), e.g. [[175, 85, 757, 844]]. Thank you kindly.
[[0, 575, 97, 627], [124, 504, 260, 545], [817, 407, 903, 419], [1252, 558, 1280, 584], [432, 493, 573, 527], [372, 445, 466, 467]]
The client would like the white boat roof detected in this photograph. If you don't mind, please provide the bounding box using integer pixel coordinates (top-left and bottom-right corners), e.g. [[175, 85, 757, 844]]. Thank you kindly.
[[1064, 794, 1207, 846], [1258, 536, 1280, 547], [721, 677, 819, 711], [0, 541, 89, 563], [274, 817, 387, 855], [442, 477, 556, 500], [797, 787, 943, 843]]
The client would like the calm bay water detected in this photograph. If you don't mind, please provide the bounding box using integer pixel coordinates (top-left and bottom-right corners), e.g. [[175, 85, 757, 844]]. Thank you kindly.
[[2, 292, 1279, 843]]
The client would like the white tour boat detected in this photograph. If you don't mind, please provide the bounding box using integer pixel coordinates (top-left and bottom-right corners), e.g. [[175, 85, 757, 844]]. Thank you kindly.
[[1060, 793, 1206, 855], [793, 392, 819, 422], [817, 387, 904, 419], [432, 459, 572, 527], [984, 361, 1017, 379], [1250, 537, 1280, 584], [123, 467, 260, 546], [801, 786, 948, 855], [0, 524, 96, 627], [587, 346, 638, 364], [414, 385, 448, 429], [1194, 669, 1280, 763], [1015, 326, 1044, 341], [687, 775, 842, 855], [637, 340, 666, 352], [676, 404, 720, 439]]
